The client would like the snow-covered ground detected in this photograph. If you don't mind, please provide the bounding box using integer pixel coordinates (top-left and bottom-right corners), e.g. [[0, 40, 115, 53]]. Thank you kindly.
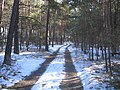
[[0, 44, 120, 90], [31, 53, 65, 90], [32, 45, 69, 90], [68, 46, 116, 90], [0, 45, 62, 88], [0, 52, 46, 87]]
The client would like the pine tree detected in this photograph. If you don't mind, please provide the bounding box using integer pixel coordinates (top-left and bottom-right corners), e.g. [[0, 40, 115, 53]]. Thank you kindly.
[[3, 0, 19, 65]]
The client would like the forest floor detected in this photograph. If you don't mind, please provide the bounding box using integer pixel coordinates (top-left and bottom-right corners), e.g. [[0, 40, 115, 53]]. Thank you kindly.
[[0, 44, 120, 90], [6, 46, 64, 90]]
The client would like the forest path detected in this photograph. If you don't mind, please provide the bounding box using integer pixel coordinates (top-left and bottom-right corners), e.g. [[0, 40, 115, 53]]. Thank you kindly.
[[59, 46, 83, 90], [8, 46, 64, 90]]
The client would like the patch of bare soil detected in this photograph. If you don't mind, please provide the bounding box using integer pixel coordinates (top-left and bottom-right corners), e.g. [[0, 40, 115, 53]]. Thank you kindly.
[[59, 49, 83, 90]]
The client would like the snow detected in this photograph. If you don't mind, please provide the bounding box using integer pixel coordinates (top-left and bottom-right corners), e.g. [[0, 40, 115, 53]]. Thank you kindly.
[[0, 45, 62, 88], [31, 54, 65, 90], [68, 46, 115, 90], [0, 44, 120, 90], [49, 45, 63, 53], [0, 52, 46, 87], [32, 45, 68, 90]]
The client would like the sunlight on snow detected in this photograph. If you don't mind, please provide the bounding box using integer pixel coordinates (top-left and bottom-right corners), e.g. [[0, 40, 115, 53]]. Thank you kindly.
[[32, 53, 65, 90]]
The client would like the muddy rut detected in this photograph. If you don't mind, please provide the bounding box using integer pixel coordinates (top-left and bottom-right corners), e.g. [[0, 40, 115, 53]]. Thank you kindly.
[[60, 47, 83, 90]]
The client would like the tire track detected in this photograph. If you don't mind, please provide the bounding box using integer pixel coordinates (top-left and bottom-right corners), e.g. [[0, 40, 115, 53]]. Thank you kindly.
[[60, 46, 83, 90], [7, 46, 64, 90]]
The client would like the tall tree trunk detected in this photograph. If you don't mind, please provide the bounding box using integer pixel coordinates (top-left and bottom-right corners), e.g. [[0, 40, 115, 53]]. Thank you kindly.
[[14, 0, 19, 54], [3, 0, 19, 65], [52, 10, 57, 47], [0, 0, 3, 51], [14, 24, 19, 54], [108, 46, 112, 75], [20, 18, 23, 50], [104, 46, 108, 72], [39, 33, 41, 51], [60, 20, 63, 45], [108, 0, 112, 75], [96, 44, 99, 61], [45, 1, 50, 51], [91, 44, 94, 60], [25, 1, 31, 51], [0, 0, 2, 30], [101, 46, 104, 60]]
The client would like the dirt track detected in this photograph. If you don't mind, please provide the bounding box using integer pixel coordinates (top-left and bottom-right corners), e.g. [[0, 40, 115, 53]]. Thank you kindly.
[[8, 47, 62, 90], [59, 48, 83, 90], [7, 45, 83, 90]]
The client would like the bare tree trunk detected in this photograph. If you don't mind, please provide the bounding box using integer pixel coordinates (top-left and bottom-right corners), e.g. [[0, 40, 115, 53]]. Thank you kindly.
[[45, 1, 50, 51], [20, 18, 23, 50], [101, 46, 104, 60], [96, 44, 99, 61], [108, 0, 112, 75], [52, 10, 57, 47], [14, 23, 19, 54], [0, 0, 2, 30], [108, 46, 112, 75], [14, 0, 19, 54], [104, 46, 108, 72], [0, 0, 3, 51], [25, 1, 31, 51], [60, 21, 63, 45], [91, 44, 94, 60], [38, 32, 41, 51], [3, 0, 19, 65], [88, 43, 91, 60]]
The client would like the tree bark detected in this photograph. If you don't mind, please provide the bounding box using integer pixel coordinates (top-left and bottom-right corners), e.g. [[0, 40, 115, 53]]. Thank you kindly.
[[0, 0, 3, 51], [45, 1, 50, 51], [14, 0, 19, 54], [0, 0, 2, 30], [52, 10, 57, 47], [3, 0, 19, 65]]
